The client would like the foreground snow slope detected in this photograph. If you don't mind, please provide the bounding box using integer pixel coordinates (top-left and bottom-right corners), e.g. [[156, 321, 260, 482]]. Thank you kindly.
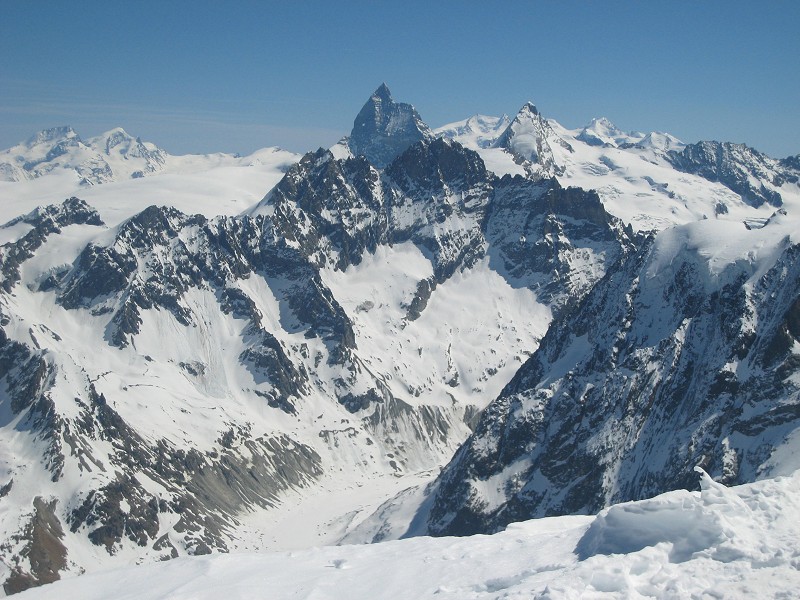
[[16, 469, 800, 599]]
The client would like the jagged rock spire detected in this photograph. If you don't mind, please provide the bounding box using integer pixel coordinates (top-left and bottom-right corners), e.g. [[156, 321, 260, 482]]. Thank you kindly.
[[348, 84, 433, 168]]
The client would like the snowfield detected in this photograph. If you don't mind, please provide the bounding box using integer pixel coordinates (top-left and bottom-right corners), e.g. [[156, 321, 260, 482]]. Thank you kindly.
[[0, 140, 299, 227], [16, 469, 800, 599]]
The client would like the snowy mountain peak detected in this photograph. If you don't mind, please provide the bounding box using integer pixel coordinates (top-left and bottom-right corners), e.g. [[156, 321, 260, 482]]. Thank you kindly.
[[588, 116, 613, 127], [520, 101, 540, 116], [637, 130, 684, 152], [86, 128, 168, 174], [25, 125, 80, 147], [348, 84, 434, 168], [493, 102, 571, 178], [577, 116, 638, 147], [434, 114, 510, 150], [372, 82, 392, 101], [95, 126, 135, 148], [100, 125, 130, 136], [0, 126, 171, 184]]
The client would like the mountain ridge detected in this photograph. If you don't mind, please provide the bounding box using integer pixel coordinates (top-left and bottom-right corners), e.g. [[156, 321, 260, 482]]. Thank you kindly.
[[0, 85, 799, 595], [420, 213, 800, 536], [0, 117, 638, 591]]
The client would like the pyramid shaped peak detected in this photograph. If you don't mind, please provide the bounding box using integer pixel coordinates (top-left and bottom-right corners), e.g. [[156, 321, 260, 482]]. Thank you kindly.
[[520, 102, 540, 116], [372, 83, 393, 100], [494, 101, 572, 176], [349, 84, 433, 168]]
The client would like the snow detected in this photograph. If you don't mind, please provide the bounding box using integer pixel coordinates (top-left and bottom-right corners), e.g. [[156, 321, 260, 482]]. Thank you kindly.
[[1, 210, 549, 583], [577, 117, 644, 148], [329, 139, 353, 160], [0, 144, 299, 226], [646, 212, 799, 283], [15, 469, 800, 599], [235, 468, 439, 551], [322, 246, 550, 412], [762, 428, 800, 476], [546, 118, 773, 232], [433, 115, 528, 177], [502, 114, 547, 161], [638, 131, 684, 153], [476, 148, 526, 177], [434, 114, 510, 150]]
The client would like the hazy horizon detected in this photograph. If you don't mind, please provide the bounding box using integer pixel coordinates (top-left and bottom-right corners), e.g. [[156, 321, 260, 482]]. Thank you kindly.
[[2, 1, 798, 158]]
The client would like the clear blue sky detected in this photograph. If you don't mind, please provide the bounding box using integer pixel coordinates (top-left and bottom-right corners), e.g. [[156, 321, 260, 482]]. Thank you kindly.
[[1, 1, 798, 157]]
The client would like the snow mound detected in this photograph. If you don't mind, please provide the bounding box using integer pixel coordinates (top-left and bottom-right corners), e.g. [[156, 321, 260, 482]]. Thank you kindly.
[[576, 468, 740, 563], [15, 470, 800, 599], [546, 468, 800, 598]]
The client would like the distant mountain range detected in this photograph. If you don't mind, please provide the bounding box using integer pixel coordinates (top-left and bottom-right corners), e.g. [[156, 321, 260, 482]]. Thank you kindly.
[[0, 126, 167, 184], [0, 84, 798, 595], [0, 125, 303, 188]]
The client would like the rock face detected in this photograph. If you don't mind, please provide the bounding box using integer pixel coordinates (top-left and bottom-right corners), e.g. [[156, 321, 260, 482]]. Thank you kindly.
[[668, 141, 794, 208], [348, 84, 434, 168], [256, 135, 634, 315], [0, 197, 104, 291], [422, 215, 800, 537], [486, 177, 633, 311]]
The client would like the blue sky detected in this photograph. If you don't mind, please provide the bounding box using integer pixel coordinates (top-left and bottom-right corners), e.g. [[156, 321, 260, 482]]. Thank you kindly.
[[1, 1, 798, 157]]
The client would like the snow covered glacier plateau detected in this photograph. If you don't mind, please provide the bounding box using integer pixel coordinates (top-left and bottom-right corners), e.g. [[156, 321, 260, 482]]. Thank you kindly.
[[0, 85, 799, 596]]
